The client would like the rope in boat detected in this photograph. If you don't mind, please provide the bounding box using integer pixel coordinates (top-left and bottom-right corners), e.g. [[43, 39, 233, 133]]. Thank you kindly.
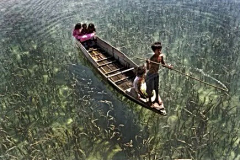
[[136, 57, 228, 92]]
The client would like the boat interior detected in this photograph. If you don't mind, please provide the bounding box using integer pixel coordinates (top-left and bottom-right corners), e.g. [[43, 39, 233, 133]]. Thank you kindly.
[[87, 46, 135, 92]]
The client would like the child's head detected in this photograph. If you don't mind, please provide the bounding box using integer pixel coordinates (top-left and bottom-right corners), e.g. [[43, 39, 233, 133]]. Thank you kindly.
[[75, 23, 81, 30], [88, 23, 96, 33], [136, 66, 146, 77], [151, 42, 162, 54], [82, 23, 87, 29], [88, 23, 95, 29]]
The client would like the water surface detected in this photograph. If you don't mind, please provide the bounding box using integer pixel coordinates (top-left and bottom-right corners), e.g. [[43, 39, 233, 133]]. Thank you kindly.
[[0, 0, 240, 159]]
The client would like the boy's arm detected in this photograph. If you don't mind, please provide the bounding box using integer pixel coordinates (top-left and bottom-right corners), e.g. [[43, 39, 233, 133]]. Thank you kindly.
[[146, 55, 154, 70], [160, 55, 165, 65], [146, 60, 150, 70], [161, 55, 173, 69]]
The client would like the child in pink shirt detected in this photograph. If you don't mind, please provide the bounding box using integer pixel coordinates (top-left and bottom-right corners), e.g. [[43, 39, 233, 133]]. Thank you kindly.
[[72, 23, 82, 41]]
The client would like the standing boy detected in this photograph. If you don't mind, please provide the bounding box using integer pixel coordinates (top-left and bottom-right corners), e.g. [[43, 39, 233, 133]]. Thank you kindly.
[[146, 42, 172, 106]]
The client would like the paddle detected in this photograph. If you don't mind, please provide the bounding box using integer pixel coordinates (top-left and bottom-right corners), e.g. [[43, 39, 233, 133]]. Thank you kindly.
[[136, 57, 228, 92]]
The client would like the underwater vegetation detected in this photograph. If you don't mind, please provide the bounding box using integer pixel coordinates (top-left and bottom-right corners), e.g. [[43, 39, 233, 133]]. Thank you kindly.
[[0, 0, 240, 159]]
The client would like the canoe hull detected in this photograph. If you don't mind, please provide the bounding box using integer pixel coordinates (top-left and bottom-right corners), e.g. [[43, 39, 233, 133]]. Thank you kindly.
[[75, 37, 166, 115]]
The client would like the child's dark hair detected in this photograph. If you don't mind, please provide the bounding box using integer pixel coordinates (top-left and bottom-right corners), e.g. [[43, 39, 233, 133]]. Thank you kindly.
[[82, 23, 87, 28], [87, 23, 96, 33], [75, 23, 81, 30], [151, 42, 162, 51], [88, 23, 95, 28], [135, 66, 146, 77]]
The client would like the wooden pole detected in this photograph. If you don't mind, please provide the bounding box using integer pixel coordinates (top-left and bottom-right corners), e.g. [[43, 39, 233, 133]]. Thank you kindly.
[[136, 57, 228, 92]]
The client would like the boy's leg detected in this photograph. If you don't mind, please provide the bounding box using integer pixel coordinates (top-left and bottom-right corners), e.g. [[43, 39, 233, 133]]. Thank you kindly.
[[146, 73, 154, 103], [154, 75, 161, 104]]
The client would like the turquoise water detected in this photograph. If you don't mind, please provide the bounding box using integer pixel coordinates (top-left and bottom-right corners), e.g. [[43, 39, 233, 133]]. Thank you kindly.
[[0, 0, 240, 159]]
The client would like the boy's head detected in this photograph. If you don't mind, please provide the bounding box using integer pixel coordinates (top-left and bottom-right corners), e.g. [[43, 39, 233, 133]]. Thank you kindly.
[[136, 66, 146, 77], [151, 42, 162, 54]]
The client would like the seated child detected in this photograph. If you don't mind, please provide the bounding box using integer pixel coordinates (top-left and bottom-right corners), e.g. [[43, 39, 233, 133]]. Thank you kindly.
[[87, 23, 97, 48], [78, 23, 89, 48], [72, 23, 82, 41], [80, 23, 88, 35], [132, 66, 146, 99], [87, 23, 96, 34]]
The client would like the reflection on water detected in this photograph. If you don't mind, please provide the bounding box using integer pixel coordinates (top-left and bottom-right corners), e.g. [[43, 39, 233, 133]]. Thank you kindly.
[[0, 0, 240, 159]]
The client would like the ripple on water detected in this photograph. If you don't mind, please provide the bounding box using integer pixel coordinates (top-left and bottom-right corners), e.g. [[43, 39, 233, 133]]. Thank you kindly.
[[0, 0, 76, 40], [179, 1, 238, 31]]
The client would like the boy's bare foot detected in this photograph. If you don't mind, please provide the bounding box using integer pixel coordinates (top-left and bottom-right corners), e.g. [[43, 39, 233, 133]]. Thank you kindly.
[[146, 101, 153, 107], [158, 100, 163, 105], [153, 100, 162, 105]]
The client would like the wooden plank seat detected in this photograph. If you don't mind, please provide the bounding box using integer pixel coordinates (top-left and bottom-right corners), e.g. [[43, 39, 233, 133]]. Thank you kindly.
[[107, 67, 134, 78], [113, 76, 130, 84], [88, 48, 98, 51], [98, 60, 117, 68], [105, 67, 125, 75], [96, 56, 113, 63]]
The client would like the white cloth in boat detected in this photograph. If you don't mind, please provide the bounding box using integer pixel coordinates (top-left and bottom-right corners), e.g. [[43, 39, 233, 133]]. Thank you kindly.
[[126, 76, 142, 99], [133, 76, 143, 95], [127, 76, 148, 99]]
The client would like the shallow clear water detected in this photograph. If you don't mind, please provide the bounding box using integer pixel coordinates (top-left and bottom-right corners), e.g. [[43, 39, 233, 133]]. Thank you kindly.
[[0, 0, 240, 159]]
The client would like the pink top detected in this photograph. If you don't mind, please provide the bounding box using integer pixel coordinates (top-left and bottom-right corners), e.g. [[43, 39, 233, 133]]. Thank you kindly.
[[72, 29, 81, 40], [79, 33, 95, 42]]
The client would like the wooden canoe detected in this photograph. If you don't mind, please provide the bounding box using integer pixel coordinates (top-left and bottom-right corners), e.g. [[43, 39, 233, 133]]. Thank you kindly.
[[75, 37, 167, 115]]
